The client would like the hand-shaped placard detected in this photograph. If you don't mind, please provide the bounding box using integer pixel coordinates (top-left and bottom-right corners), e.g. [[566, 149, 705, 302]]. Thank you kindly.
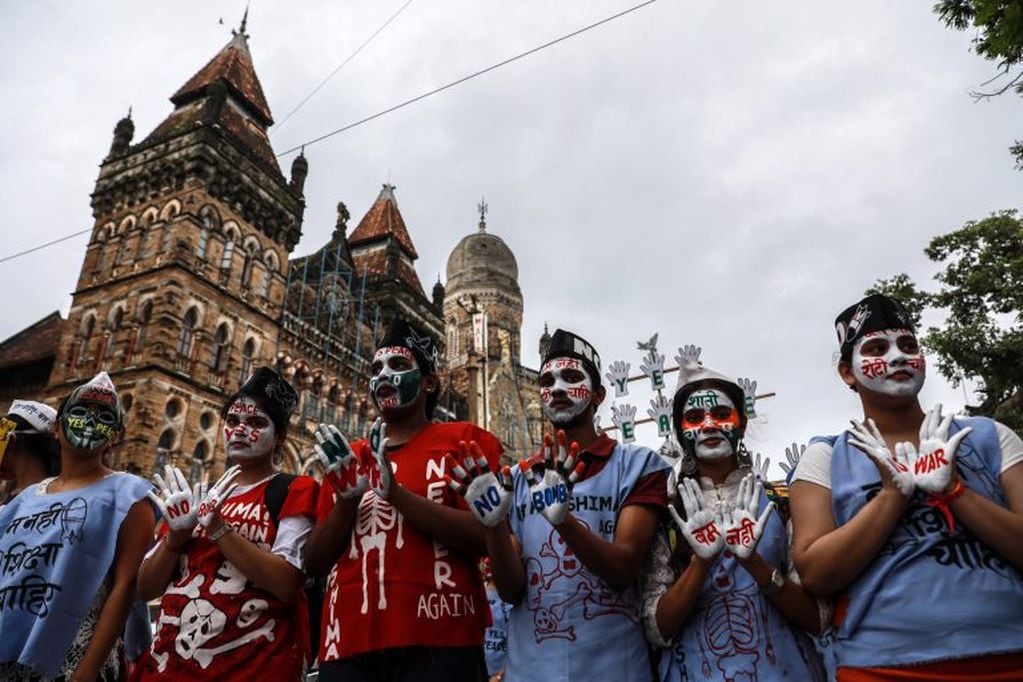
[[148, 465, 201, 532], [367, 418, 394, 499], [779, 442, 806, 476], [611, 403, 637, 443], [737, 378, 757, 419], [314, 423, 367, 499], [523, 431, 584, 526], [604, 360, 631, 399], [751, 452, 770, 483], [848, 419, 914, 498], [905, 403, 972, 495], [647, 395, 673, 438], [640, 350, 666, 391], [668, 477, 724, 561], [444, 441, 514, 527], [722, 474, 773, 562], [197, 464, 242, 529], [674, 344, 702, 371]]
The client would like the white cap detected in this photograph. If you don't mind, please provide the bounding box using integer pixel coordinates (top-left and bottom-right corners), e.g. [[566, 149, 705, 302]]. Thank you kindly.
[[6, 400, 57, 433]]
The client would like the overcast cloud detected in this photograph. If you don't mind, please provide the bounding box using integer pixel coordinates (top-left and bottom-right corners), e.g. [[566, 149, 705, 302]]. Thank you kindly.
[[1, 1, 1019, 476]]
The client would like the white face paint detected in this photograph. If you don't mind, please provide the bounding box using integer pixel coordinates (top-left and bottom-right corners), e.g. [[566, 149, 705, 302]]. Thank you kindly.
[[539, 357, 594, 425], [222, 397, 277, 460], [680, 389, 740, 461], [851, 329, 925, 398], [370, 346, 422, 410]]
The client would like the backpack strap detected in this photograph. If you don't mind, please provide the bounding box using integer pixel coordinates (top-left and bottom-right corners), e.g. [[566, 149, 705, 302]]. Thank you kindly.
[[263, 473, 297, 529]]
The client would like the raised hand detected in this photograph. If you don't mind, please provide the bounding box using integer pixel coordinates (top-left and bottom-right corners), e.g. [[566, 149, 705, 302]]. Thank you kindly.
[[722, 474, 773, 562], [640, 350, 666, 391], [148, 465, 201, 532], [197, 464, 241, 530], [668, 477, 724, 562], [367, 418, 394, 499], [611, 403, 637, 444], [737, 378, 757, 419], [523, 431, 584, 526], [779, 442, 806, 477], [907, 403, 972, 495], [444, 441, 514, 527], [647, 395, 673, 437], [674, 344, 702, 371], [605, 360, 632, 398], [314, 423, 367, 500], [751, 452, 771, 483], [848, 419, 914, 498]]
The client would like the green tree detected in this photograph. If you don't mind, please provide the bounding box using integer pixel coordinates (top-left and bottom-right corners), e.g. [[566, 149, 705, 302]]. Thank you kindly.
[[870, 209, 1023, 430], [934, 0, 1023, 167]]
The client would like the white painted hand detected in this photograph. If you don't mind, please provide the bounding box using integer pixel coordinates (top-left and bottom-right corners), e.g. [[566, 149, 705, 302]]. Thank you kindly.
[[147, 465, 201, 532], [523, 431, 583, 526], [908, 403, 972, 495], [640, 350, 666, 390], [779, 442, 806, 477], [722, 474, 773, 562], [604, 360, 632, 398], [750, 452, 771, 483], [445, 441, 514, 527], [611, 403, 638, 443], [367, 418, 394, 499], [848, 419, 914, 498], [737, 378, 757, 419], [674, 344, 702, 371], [197, 464, 241, 530], [668, 477, 724, 562], [314, 423, 367, 500], [647, 394, 673, 437]]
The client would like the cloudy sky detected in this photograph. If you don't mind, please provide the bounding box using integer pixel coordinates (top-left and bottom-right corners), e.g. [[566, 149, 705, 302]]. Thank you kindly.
[[1, 1, 1019, 476]]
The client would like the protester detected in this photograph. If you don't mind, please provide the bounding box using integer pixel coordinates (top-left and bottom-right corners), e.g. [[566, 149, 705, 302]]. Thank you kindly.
[[0, 400, 60, 505], [134, 366, 318, 680], [305, 317, 502, 682], [642, 346, 825, 681], [446, 328, 668, 681], [0, 372, 156, 681], [790, 293, 1023, 680]]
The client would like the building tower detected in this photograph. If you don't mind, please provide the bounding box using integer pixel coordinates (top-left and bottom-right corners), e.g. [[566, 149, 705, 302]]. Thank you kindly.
[[46, 20, 306, 477]]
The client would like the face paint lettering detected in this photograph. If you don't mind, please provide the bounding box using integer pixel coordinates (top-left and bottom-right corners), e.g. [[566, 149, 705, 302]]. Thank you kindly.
[[222, 398, 276, 460], [539, 357, 594, 426], [370, 347, 422, 410], [851, 329, 925, 398], [680, 389, 740, 461], [685, 391, 720, 410]]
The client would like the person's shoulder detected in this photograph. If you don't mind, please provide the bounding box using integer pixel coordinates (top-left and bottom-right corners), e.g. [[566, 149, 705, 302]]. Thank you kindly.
[[285, 473, 319, 493], [431, 421, 501, 447]]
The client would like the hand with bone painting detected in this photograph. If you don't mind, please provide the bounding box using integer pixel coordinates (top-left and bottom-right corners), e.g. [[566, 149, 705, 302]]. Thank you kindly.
[[721, 473, 773, 562], [668, 477, 724, 562], [367, 418, 394, 499], [640, 350, 666, 391], [604, 360, 631, 398], [314, 423, 367, 500], [847, 419, 914, 498], [523, 431, 585, 527], [444, 441, 515, 527], [901, 403, 972, 495], [197, 464, 242, 533], [148, 465, 202, 547]]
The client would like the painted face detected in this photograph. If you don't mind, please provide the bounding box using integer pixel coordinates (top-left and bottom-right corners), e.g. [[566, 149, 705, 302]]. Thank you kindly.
[[61, 402, 119, 450], [539, 357, 593, 425], [851, 328, 925, 398], [679, 389, 741, 460], [370, 346, 422, 410], [222, 397, 276, 460]]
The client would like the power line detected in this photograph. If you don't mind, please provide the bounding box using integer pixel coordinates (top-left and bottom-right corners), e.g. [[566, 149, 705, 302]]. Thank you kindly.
[[273, 0, 416, 134], [0, 228, 91, 265], [276, 0, 660, 157]]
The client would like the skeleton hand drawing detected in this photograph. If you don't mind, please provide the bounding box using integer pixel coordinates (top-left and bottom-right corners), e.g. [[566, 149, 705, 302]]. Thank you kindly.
[[669, 477, 724, 562], [197, 465, 241, 530], [445, 441, 514, 527], [750, 452, 770, 483], [640, 350, 666, 391], [737, 378, 757, 419], [523, 431, 584, 527], [779, 442, 805, 477], [647, 394, 673, 438], [367, 418, 394, 499], [848, 419, 914, 498], [674, 344, 702, 371], [314, 423, 367, 500], [605, 360, 631, 399], [905, 403, 972, 495], [611, 403, 637, 444], [148, 464, 201, 532], [722, 474, 773, 562]]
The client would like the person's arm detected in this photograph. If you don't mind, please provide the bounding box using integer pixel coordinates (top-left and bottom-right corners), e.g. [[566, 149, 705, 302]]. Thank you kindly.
[[137, 531, 186, 601], [206, 520, 306, 601], [555, 504, 661, 592], [388, 483, 488, 555], [484, 523, 526, 604], [305, 494, 359, 577], [737, 551, 823, 634], [654, 554, 710, 642], [72, 500, 155, 682], [945, 463, 1023, 572]]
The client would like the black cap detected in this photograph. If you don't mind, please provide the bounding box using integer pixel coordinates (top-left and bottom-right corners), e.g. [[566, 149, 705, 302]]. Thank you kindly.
[[835, 294, 916, 361], [542, 329, 602, 388], [379, 317, 439, 375], [229, 366, 299, 430]]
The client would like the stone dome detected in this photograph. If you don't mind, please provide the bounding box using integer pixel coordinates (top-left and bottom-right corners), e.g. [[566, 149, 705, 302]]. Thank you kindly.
[[445, 227, 520, 294]]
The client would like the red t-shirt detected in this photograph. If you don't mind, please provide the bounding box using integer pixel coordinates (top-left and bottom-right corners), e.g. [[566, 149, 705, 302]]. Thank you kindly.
[[134, 474, 319, 682], [316, 421, 503, 660]]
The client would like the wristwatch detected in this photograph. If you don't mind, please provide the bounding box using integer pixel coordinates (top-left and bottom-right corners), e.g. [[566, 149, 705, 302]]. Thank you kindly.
[[209, 524, 233, 542], [760, 567, 785, 595]]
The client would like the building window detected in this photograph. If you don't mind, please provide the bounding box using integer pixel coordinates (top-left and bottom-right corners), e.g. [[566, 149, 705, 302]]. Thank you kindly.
[[196, 229, 209, 259], [211, 323, 230, 373], [104, 308, 124, 362], [135, 301, 152, 352], [78, 315, 96, 363], [257, 266, 271, 298], [165, 399, 181, 420], [220, 239, 234, 271], [240, 338, 255, 382], [178, 307, 198, 357]]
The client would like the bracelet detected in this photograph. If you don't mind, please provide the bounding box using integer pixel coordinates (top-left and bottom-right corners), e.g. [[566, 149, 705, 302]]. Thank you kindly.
[[924, 479, 966, 532], [209, 524, 233, 542]]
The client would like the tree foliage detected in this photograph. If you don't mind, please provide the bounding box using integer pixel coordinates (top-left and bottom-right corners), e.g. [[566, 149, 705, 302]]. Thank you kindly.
[[870, 209, 1023, 430]]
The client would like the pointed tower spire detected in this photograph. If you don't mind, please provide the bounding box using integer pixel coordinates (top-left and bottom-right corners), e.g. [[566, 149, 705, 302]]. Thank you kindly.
[[477, 197, 488, 233], [233, 5, 250, 39]]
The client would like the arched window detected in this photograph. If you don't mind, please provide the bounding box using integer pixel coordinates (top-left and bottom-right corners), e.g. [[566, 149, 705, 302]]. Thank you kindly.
[[158, 429, 176, 449], [220, 238, 235, 271], [211, 323, 230, 373], [104, 308, 124, 361], [196, 228, 209, 259], [178, 307, 198, 357], [135, 300, 152, 352], [240, 338, 255, 382], [259, 252, 277, 298], [78, 315, 96, 363]]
